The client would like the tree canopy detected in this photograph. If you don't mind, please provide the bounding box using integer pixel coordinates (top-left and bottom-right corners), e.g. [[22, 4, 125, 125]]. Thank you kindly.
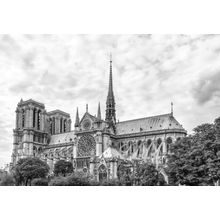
[[13, 157, 50, 185], [53, 160, 73, 177], [166, 117, 220, 186]]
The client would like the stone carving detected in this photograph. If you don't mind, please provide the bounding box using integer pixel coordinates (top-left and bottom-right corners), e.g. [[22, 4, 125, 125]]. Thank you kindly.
[[77, 134, 96, 157]]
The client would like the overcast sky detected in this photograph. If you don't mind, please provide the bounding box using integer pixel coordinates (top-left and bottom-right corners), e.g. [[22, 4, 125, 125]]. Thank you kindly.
[[0, 34, 220, 167]]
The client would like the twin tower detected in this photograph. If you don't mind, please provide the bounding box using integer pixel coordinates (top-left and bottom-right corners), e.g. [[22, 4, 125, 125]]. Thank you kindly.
[[11, 57, 116, 164]]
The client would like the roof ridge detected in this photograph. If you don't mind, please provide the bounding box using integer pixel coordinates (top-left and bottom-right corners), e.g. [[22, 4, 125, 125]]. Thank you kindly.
[[117, 113, 172, 124]]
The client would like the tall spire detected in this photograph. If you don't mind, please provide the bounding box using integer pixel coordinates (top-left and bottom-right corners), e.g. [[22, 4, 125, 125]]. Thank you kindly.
[[108, 53, 114, 98], [105, 54, 116, 125], [74, 107, 80, 127], [97, 102, 101, 120]]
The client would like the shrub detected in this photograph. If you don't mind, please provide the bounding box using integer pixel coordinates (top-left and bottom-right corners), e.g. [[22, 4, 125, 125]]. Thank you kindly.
[[100, 179, 121, 186], [0, 175, 15, 186], [49, 176, 68, 186], [32, 178, 49, 186]]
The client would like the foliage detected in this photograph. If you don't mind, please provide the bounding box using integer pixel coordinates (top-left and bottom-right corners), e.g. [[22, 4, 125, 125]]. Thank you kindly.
[[49, 171, 90, 186], [117, 161, 133, 185], [0, 174, 15, 186], [32, 178, 49, 186], [65, 171, 90, 186], [53, 160, 73, 177], [100, 179, 122, 186], [192, 123, 216, 146], [49, 176, 69, 186], [135, 162, 166, 186], [166, 119, 220, 186], [13, 157, 50, 186]]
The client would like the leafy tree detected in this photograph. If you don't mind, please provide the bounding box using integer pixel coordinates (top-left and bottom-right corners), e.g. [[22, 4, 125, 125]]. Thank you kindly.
[[135, 162, 166, 186], [53, 160, 73, 177], [166, 119, 220, 186], [13, 157, 50, 186]]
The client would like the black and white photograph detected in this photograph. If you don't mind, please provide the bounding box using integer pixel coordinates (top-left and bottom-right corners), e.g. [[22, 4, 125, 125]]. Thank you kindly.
[[1, 34, 220, 186], [0, 1, 220, 220]]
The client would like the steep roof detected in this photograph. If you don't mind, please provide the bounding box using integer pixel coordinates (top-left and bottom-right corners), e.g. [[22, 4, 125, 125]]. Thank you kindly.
[[116, 113, 186, 135], [100, 147, 124, 159], [49, 131, 75, 145]]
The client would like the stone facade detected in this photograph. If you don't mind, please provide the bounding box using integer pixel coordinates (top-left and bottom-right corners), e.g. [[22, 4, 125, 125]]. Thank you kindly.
[[11, 58, 187, 182]]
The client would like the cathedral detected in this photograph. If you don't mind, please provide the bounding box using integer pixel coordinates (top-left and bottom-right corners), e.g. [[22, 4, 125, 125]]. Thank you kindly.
[[11, 58, 187, 182]]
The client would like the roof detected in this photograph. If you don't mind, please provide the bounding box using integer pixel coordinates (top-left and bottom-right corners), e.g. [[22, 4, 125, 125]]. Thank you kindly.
[[116, 113, 185, 135], [47, 109, 70, 117], [100, 147, 124, 159], [49, 131, 75, 145], [18, 99, 45, 108]]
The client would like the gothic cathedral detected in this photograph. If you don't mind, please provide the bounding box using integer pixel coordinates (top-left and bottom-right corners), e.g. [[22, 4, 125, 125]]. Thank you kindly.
[[11, 58, 187, 182]]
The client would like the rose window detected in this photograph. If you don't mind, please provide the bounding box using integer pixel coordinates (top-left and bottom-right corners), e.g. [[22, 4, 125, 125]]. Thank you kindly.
[[77, 134, 96, 157]]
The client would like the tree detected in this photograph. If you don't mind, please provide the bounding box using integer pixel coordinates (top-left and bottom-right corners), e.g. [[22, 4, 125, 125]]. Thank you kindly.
[[53, 160, 73, 177], [166, 119, 220, 186], [13, 157, 50, 185], [135, 162, 166, 186]]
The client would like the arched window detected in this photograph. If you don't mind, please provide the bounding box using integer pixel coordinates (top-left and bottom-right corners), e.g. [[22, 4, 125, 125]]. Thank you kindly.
[[157, 138, 162, 148], [63, 119, 67, 132], [52, 117, 55, 134], [49, 118, 53, 134], [22, 109, 25, 128], [33, 108, 36, 128], [98, 164, 107, 182], [37, 110, 41, 130], [60, 118, 63, 133], [166, 137, 173, 153]]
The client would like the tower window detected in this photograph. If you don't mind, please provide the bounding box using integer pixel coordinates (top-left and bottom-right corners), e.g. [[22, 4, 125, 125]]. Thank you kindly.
[[37, 110, 41, 130], [22, 109, 25, 128]]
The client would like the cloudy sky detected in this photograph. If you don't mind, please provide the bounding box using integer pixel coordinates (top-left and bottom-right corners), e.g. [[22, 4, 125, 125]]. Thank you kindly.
[[0, 34, 220, 167]]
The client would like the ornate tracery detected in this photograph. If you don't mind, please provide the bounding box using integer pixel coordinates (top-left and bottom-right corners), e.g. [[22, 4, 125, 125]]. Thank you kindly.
[[77, 134, 96, 157]]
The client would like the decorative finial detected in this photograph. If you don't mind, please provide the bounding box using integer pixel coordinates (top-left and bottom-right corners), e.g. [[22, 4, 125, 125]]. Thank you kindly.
[[97, 102, 101, 120], [74, 107, 80, 127], [86, 104, 88, 113], [171, 102, 173, 116]]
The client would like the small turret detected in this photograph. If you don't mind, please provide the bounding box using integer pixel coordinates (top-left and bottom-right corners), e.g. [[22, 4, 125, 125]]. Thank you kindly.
[[97, 102, 101, 121], [74, 107, 80, 128]]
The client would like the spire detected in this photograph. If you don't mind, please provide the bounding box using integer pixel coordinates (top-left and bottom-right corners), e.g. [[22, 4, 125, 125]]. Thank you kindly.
[[171, 102, 173, 116], [108, 53, 114, 99], [105, 54, 116, 125], [74, 107, 80, 127], [97, 102, 101, 120], [86, 104, 88, 113]]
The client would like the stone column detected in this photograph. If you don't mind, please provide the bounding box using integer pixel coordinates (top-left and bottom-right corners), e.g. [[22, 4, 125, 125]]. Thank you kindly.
[[89, 162, 94, 178], [18, 108, 22, 129], [24, 107, 29, 128], [162, 139, 167, 154], [15, 108, 19, 129], [62, 118, 65, 133], [55, 115, 60, 134], [95, 132, 102, 156], [114, 161, 118, 179], [109, 161, 114, 179]]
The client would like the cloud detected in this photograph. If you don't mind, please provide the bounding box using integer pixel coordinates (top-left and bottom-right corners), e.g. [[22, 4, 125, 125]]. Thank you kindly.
[[1, 34, 220, 167], [192, 70, 220, 104]]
